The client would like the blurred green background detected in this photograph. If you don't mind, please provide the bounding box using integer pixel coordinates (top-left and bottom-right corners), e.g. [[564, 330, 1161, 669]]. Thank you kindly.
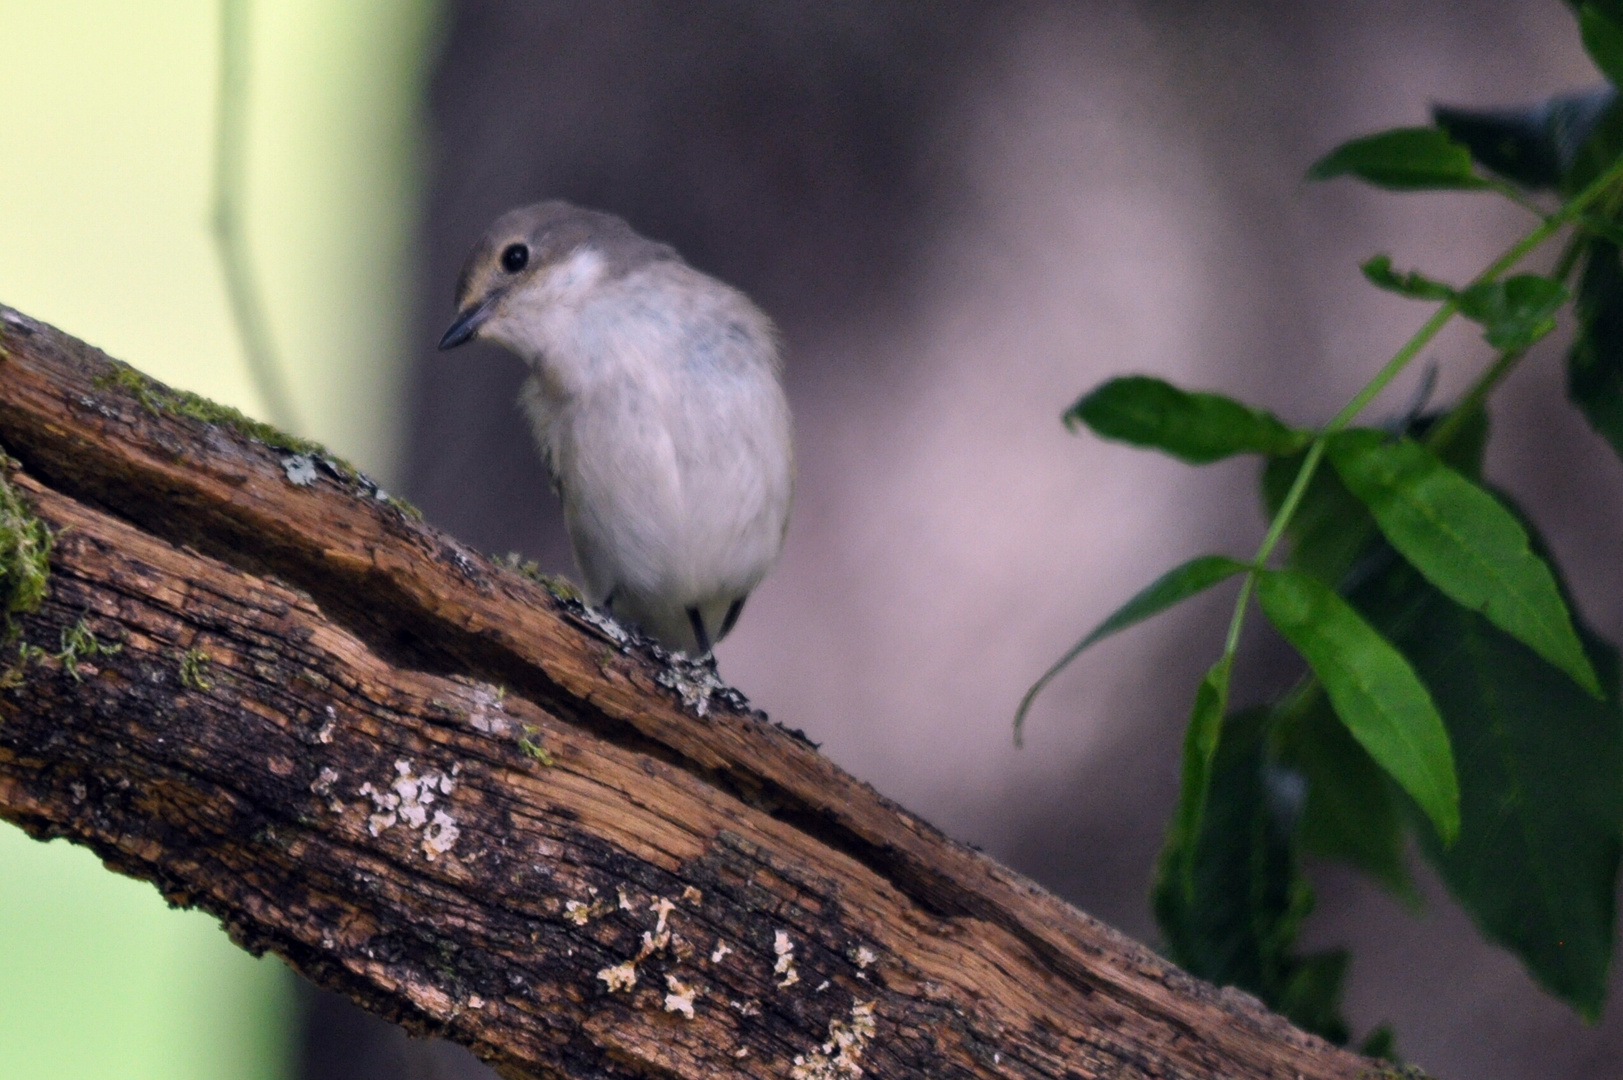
[[0, 1, 438, 1075]]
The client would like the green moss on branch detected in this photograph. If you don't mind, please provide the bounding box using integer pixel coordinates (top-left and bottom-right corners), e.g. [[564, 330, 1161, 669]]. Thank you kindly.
[[0, 464, 50, 633]]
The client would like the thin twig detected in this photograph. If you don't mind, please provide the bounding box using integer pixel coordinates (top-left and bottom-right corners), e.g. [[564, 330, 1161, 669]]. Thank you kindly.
[[211, 0, 301, 431]]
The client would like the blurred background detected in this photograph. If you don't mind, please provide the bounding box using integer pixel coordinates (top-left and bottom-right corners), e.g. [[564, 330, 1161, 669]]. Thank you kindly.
[[2, 2, 1622, 1078]]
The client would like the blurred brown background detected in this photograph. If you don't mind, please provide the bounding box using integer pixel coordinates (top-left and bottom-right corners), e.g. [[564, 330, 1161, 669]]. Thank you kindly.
[[305, 3, 1623, 1077]]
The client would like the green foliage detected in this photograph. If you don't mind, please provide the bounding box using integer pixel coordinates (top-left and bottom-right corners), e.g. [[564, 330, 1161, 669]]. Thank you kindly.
[[54, 620, 120, 683], [1569, 239, 1623, 458], [1327, 430, 1599, 695], [1026, 8, 1623, 1039], [1255, 569, 1459, 842], [1349, 531, 1623, 1018], [1167, 656, 1233, 889], [1278, 694, 1415, 901], [1456, 274, 1569, 350], [1306, 127, 1487, 190], [519, 725, 555, 766], [1015, 555, 1247, 740], [1433, 91, 1614, 190], [1065, 376, 1309, 463], [1360, 255, 1455, 302], [1582, 3, 1623, 87], [0, 467, 50, 634], [180, 648, 213, 691], [1153, 707, 1351, 1045], [90, 361, 374, 487]]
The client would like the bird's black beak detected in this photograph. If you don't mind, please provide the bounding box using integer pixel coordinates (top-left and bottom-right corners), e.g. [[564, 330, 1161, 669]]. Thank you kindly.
[[439, 299, 492, 350]]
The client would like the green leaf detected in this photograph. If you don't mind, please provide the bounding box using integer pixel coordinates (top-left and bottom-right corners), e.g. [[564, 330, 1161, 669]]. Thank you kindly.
[[1360, 254, 1456, 301], [1583, 4, 1623, 86], [1014, 555, 1247, 742], [1255, 569, 1459, 842], [1275, 951, 1353, 1049], [1560, 90, 1623, 196], [1578, 213, 1623, 247], [1568, 238, 1623, 462], [1075, 555, 1250, 653], [1306, 127, 1488, 190], [1261, 451, 1378, 588], [1259, 411, 1487, 590], [1348, 535, 1623, 1017], [1328, 430, 1601, 696], [1433, 90, 1616, 191], [1277, 693, 1415, 901], [1170, 656, 1234, 879], [1456, 274, 1569, 350], [1153, 708, 1351, 1044], [1066, 376, 1310, 464]]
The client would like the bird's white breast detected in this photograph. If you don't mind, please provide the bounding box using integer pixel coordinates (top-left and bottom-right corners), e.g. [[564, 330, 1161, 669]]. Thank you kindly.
[[513, 257, 793, 646]]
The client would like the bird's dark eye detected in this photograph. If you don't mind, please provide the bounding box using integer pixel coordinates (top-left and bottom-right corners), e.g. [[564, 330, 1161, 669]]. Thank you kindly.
[[500, 243, 529, 273]]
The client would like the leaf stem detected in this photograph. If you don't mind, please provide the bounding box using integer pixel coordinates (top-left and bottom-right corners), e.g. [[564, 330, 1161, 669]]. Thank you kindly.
[[1426, 230, 1587, 452], [1220, 151, 1623, 681]]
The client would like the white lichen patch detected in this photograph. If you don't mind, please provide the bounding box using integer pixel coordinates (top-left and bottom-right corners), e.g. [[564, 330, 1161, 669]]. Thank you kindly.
[[466, 682, 512, 735], [681, 885, 702, 904], [312, 767, 340, 796], [851, 945, 876, 969], [576, 605, 633, 647], [789, 1001, 877, 1080], [711, 939, 733, 964], [282, 453, 319, 486], [597, 961, 637, 993], [423, 810, 460, 860], [317, 705, 337, 744], [650, 896, 675, 934], [359, 760, 461, 859], [663, 974, 699, 1019], [774, 929, 799, 988], [565, 900, 593, 926], [655, 655, 727, 716], [618, 885, 635, 911]]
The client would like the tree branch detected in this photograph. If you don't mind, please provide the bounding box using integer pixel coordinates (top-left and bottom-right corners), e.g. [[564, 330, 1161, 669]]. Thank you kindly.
[[0, 304, 1384, 1080]]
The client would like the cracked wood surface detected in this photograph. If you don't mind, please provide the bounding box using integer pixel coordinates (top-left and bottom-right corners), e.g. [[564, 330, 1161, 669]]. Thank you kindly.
[[0, 305, 1380, 1080]]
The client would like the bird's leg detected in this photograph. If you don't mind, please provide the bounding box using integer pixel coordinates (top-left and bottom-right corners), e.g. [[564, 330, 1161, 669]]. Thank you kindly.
[[685, 607, 713, 655], [720, 596, 746, 638]]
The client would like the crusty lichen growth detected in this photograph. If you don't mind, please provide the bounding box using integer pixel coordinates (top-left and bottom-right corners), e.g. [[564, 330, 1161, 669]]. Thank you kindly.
[[180, 647, 212, 690], [0, 464, 50, 634], [790, 1001, 877, 1080]]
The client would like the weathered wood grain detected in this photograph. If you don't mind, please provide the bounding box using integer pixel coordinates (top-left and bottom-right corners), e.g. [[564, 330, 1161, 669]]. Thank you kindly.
[[0, 304, 1382, 1080]]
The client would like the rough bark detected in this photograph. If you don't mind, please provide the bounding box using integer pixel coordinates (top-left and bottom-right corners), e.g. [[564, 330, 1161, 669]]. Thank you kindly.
[[0, 304, 1387, 1080]]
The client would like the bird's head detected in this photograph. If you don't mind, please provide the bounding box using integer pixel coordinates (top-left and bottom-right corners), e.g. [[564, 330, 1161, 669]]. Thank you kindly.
[[438, 201, 677, 354]]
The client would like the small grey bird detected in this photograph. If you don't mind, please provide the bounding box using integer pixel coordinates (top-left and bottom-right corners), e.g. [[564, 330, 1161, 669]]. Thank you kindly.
[[439, 201, 793, 656]]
